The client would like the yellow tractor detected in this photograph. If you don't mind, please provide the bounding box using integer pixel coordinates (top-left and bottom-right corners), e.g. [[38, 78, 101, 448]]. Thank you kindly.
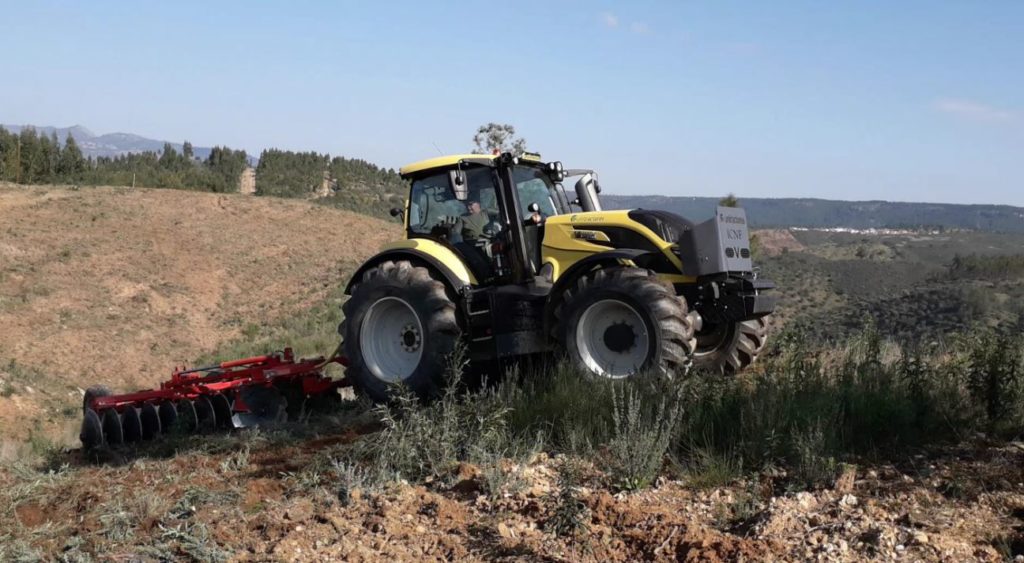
[[340, 152, 774, 401]]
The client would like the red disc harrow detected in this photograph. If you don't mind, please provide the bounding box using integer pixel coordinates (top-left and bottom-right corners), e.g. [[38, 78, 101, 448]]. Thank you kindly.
[[80, 348, 349, 449]]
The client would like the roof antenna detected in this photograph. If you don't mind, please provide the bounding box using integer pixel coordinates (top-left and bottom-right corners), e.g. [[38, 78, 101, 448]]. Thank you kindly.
[[431, 141, 444, 155]]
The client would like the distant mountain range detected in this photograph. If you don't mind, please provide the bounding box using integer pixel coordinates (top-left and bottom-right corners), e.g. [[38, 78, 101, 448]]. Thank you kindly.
[[602, 195, 1024, 234], [1, 124, 256, 165]]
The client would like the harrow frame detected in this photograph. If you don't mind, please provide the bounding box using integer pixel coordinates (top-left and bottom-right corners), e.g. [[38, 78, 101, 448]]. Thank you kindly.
[[80, 348, 350, 449]]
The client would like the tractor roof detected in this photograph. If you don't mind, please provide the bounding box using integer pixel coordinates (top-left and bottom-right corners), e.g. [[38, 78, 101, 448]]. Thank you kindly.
[[399, 154, 497, 178]]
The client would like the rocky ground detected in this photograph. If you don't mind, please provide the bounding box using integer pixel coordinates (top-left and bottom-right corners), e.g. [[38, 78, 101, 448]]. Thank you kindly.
[[2, 421, 1023, 561]]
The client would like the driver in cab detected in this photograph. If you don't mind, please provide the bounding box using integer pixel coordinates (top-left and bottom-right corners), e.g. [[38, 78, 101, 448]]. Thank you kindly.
[[455, 198, 490, 242]]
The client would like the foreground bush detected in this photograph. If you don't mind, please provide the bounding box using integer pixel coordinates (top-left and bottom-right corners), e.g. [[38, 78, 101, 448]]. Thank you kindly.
[[356, 326, 1024, 492]]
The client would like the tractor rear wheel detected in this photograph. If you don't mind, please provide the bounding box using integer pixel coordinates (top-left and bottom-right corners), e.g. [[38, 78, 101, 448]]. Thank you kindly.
[[341, 260, 461, 402], [556, 268, 693, 378], [692, 317, 768, 375]]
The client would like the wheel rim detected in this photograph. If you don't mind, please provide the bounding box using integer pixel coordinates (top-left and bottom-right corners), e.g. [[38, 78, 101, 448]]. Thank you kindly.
[[575, 299, 649, 378], [359, 296, 424, 383]]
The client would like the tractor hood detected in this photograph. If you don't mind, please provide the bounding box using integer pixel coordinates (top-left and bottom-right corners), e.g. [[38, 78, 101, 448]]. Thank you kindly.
[[549, 207, 755, 276], [629, 208, 755, 276], [626, 209, 695, 245]]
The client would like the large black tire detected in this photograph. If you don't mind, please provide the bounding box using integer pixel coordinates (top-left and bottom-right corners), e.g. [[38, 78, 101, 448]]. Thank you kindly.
[[555, 268, 694, 378], [340, 260, 461, 402], [692, 317, 769, 375]]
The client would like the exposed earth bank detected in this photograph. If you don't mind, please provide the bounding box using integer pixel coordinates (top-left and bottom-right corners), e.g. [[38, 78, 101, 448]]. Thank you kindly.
[[0, 183, 398, 450]]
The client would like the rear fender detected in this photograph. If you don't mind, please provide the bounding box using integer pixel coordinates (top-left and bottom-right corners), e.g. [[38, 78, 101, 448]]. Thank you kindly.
[[344, 240, 477, 295]]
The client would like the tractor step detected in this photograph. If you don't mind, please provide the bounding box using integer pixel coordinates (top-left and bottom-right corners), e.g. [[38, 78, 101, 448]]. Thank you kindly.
[[80, 348, 349, 449]]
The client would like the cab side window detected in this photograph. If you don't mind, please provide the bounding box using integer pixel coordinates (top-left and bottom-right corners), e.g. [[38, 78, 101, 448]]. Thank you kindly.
[[467, 168, 499, 216], [409, 173, 464, 235], [408, 168, 499, 235]]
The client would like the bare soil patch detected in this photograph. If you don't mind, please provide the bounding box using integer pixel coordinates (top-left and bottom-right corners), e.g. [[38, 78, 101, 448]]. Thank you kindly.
[[755, 229, 806, 256], [0, 183, 398, 447]]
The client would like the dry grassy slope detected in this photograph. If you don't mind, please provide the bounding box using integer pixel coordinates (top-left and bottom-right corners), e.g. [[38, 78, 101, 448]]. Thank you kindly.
[[0, 183, 399, 447]]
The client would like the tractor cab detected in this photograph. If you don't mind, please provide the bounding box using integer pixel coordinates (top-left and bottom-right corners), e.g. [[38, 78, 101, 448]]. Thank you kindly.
[[397, 152, 585, 285]]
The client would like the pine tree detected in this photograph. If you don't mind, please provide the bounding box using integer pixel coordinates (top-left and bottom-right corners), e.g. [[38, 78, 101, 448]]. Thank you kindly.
[[0, 127, 15, 181], [158, 142, 178, 169], [59, 133, 86, 178], [19, 129, 40, 183], [183, 141, 194, 160], [719, 193, 740, 208]]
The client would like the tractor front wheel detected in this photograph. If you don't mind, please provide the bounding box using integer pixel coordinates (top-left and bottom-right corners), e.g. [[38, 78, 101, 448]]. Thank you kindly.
[[556, 268, 693, 378], [341, 260, 461, 402], [692, 317, 768, 375]]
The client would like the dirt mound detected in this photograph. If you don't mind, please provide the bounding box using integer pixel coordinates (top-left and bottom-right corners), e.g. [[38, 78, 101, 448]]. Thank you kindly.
[[0, 183, 398, 449], [755, 229, 806, 256]]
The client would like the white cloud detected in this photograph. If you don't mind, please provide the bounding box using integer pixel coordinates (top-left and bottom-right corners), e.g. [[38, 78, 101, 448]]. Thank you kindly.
[[602, 12, 619, 28], [629, 22, 650, 35], [933, 98, 1016, 123]]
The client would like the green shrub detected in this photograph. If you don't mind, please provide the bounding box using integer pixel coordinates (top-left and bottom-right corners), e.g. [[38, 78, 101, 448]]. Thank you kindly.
[[605, 380, 684, 490], [965, 331, 1024, 434], [366, 345, 515, 483], [544, 459, 590, 539]]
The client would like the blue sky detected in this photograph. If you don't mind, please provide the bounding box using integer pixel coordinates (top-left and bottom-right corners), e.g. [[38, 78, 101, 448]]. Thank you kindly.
[[1, 1, 1021, 205]]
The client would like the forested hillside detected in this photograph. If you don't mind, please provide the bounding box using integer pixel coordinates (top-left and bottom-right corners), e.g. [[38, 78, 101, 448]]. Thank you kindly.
[[0, 126, 248, 193], [0, 126, 406, 217], [603, 194, 1024, 233], [254, 149, 406, 215], [8, 122, 1024, 230], [0, 124, 250, 163], [758, 229, 1024, 342]]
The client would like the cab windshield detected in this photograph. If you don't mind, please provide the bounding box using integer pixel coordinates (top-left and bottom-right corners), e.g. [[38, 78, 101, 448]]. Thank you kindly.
[[512, 165, 566, 217]]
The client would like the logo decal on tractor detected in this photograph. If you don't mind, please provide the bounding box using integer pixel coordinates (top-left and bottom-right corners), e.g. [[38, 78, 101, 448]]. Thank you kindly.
[[573, 230, 601, 241]]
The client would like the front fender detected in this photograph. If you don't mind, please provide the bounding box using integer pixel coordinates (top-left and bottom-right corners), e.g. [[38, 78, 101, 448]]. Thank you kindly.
[[344, 239, 477, 294]]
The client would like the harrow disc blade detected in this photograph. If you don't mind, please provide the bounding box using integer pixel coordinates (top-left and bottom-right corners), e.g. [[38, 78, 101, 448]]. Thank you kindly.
[[194, 395, 217, 433], [80, 408, 103, 449], [122, 407, 143, 443], [305, 389, 342, 416], [234, 386, 286, 428], [210, 394, 234, 430], [101, 410, 124, 446], [140, 403, 162, 440], [277, 381, 307, 422], [83, 386, 112, 414], [158, 401, 177, 431], [176, 400, 198, 434]]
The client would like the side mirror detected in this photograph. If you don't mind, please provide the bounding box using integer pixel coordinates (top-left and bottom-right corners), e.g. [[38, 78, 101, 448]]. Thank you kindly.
[[389, 207, 405, 221], [574, 173, 603, 212], [449, 169, 468, 201]]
